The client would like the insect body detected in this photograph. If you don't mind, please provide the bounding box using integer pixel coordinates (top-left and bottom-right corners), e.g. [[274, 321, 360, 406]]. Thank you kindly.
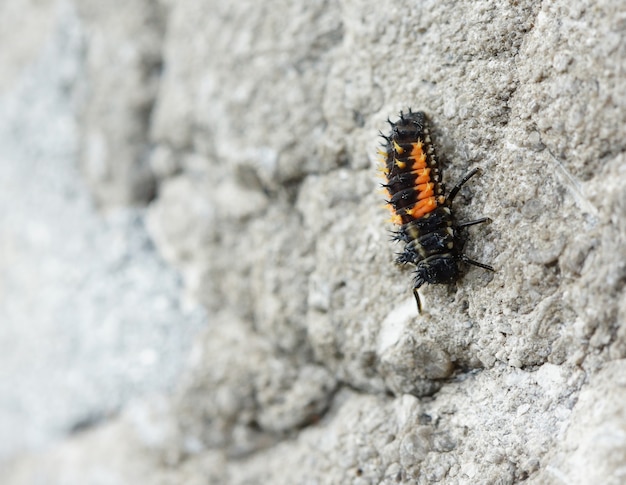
[[379, 109, 494, 312]]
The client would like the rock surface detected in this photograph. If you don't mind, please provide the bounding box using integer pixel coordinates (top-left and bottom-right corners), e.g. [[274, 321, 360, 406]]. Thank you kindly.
[[1, 0, 626, 483]]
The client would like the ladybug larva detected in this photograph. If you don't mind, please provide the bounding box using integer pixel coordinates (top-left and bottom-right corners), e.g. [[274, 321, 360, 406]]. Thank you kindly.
[[378, 109, 494, 312]]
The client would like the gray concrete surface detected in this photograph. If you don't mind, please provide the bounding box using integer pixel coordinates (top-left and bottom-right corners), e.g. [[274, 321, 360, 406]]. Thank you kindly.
[[2, 0, 626, 483]]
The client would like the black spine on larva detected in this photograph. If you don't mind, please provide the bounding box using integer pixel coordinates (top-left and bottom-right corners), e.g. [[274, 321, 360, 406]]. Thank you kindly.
[[382, 110, 494, 312]]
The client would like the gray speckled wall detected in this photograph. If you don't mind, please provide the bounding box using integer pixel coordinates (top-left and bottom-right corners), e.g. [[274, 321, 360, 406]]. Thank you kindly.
[[2, 0, 626, 483]]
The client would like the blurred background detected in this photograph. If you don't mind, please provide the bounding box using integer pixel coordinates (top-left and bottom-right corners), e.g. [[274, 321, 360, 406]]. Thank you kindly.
[[0, 0, 207, 461]]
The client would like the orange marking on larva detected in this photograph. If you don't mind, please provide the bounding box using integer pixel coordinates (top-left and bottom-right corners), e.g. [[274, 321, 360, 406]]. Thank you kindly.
[[393, 141, 404, 154], [395, 160, 407, 169], [409, 197, 437, 213], [416, 182, 434, 200], [412, 157, 427, 171], [410, 141, 424, 159], [411, 152, 427, 170], [409, 197, 437, 218], [414, 168, 431, 184]]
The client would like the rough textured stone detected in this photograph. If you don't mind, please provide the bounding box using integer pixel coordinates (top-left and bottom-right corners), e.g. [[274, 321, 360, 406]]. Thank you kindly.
[[2, 0, 626, 483], [533, 360, 626, 485]]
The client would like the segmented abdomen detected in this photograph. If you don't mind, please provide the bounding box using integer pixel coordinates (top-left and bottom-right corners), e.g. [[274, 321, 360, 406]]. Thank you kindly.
[[379, 110, 445, 225]]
